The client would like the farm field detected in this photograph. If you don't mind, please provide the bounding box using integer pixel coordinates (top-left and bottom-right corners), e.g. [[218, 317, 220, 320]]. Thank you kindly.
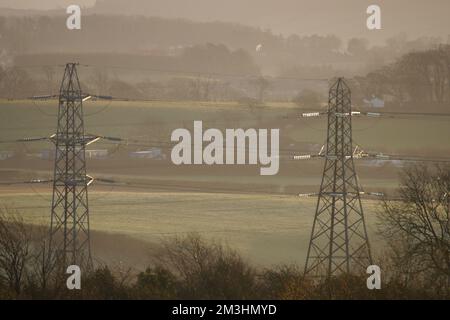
[[1, 100, 448, 196], [0, 99, 448, 268], [0, 99, 449, 154], [0, 188, 382, 268], [1, 0, 449, 300]]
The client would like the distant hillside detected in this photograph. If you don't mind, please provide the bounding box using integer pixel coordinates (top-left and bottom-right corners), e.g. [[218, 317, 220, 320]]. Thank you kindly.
[[1, 0, 449, 44], [92, 0, 450, 44], [0, 14, 444, 77], [0, 14, 347, 75], [13, 46, 260, 77]]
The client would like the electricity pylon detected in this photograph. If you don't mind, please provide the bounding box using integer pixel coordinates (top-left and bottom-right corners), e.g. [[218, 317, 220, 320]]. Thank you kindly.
[[304, 78, 372, 278], [49, 63, 93, 268]]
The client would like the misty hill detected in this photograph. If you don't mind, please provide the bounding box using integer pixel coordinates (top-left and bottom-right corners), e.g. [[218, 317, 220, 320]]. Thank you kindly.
[[13, 45, 260, 77], [92, 0, 450, 44], [1, 0, 449, 44], [1, 13, 444, 78], [0, 14, 347, 75]]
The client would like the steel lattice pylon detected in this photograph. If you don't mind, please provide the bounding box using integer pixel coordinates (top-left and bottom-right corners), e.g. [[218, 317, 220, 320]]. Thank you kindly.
[[49, 63, 92, 267], [304, 78, 372, 278]]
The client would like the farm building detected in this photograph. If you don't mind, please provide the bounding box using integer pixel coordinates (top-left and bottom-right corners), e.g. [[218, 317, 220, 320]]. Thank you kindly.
[[85, 149, 108, 159], [35, 149, 108, 160], [0, 151, 14, 160], [129, 148, 165, 160]]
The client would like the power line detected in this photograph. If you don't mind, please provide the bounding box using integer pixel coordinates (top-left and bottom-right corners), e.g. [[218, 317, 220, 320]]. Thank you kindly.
[[79, 63, 330, 82], [2, 133, 448, 164], [0, 132, 313, 157], [299, 109, 450, 119], [0, 179, 53, 185], [13, 63, 330, 82]]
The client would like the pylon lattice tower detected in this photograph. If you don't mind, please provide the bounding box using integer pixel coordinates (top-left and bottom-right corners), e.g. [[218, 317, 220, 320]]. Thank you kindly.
[[49, 63, 92, 267], [304, 78, 372, 278]]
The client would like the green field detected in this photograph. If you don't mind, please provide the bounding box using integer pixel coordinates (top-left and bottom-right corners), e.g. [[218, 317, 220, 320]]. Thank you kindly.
[[0, 190, 381, 267], [0, 99, 448, 268], [1, 99, 449, 154]]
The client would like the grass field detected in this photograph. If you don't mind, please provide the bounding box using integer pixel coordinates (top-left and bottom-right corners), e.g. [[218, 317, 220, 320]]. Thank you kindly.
[[0, 99, 447, 268], [0, 189, 382, 267], [1, 99, 449, 154]]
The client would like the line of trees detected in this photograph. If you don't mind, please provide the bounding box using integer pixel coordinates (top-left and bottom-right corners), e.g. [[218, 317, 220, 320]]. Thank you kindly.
[[1, 14, 446, 77], [0, 42, 262, 100], [352, 45, 450, 107], [1, 45, 448, 106], [0, 65, 265, 102]]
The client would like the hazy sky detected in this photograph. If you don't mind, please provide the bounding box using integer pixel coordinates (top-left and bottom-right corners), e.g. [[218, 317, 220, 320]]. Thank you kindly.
[[0, 0, 95, 9], [1, 0, 449, 44]]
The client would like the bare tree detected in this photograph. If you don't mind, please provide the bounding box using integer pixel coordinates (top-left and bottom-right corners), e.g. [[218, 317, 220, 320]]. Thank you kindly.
[[25, 229, 62, 296], [249, 76, 270, 103], [42, 66, 56, 96], [394, 46, 450, 104], [157, 233, 256, 299], [0, 208, 32, 295], [378, 164, 450, 295], [189, 76, 219, 101]]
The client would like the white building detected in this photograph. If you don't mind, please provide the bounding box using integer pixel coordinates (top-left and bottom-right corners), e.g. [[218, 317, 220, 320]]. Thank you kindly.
[[0, 151, 14, 160], [85, 149, 108, 159], [36, 149, 108, 160], [129, 148, 165, 160]]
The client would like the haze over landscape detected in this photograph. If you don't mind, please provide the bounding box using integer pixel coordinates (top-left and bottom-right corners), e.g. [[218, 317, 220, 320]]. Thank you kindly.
[[1, 0, 450, 43], [0, 0, 448, 300]]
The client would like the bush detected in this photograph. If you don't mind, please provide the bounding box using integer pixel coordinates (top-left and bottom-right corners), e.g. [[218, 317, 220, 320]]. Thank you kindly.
[[82, 266, 131, 299], [134, 266, 178, 299], [157, 233, 258, 299], [258, 264, 310, 299]]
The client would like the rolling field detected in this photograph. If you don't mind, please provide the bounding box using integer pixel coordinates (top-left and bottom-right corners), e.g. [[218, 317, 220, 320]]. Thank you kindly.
[[0, 188, 381, 267], [1, 99, 448, 196], [0, 99, 448, 268]]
